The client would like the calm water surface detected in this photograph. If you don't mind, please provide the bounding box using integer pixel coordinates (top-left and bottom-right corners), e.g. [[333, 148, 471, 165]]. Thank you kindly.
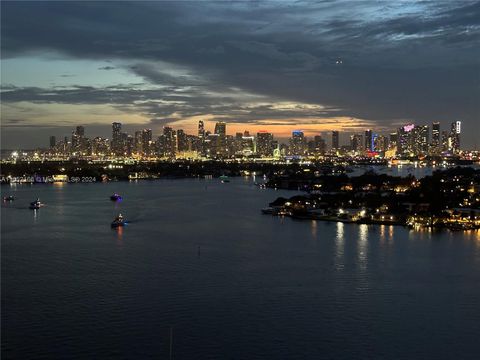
[[2, 177, 480, 359]]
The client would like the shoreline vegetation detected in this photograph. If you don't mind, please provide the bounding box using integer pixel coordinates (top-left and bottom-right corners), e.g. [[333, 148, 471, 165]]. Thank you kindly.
[[262, 166, 480, 231], [0, 158, 478, 184], [1, 160, 479, 231]]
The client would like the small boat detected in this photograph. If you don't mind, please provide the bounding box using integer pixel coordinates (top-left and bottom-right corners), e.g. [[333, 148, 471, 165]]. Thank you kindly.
[[110, 193, 123, 201], [3, 195, 15, 201], [111, 213, 128, 228], [219, 175, 230, 183], [29, 199, 44, 210]]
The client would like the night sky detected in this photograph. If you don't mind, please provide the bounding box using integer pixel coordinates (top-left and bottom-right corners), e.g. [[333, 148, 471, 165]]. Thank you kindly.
[[1, 1, 479, 149]]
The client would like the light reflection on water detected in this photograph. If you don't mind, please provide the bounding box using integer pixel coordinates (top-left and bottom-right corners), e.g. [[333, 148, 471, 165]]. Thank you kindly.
[[358, 224, 368, 272], [115, 226, 124, 248], [380, 224, 386, 241], [310, 219, 317, 237], [334, 222, 344, 270]]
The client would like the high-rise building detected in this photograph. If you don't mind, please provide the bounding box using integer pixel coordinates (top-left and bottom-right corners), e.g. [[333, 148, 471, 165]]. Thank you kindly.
[[289, 130, 306, 156], [374, 135, 388, 153], [314, 135, 326, 155], [163, 126, 176, 158], [92, 137, 109, 156], [134, 131, 143, 154], [112, 122, 122, 155], [76, 126, 85, 137], [198, 120, 205, 139], [234, 132, 243, 154], [389, 133, 397, 146], [187, 134, 201, 153], [441, 131, 449, 151], [256, 131, 274, 157], [177, 129, 188, 152], [71, 125, 85, 154], [125, 134, 134, 156], [397, 124, 415, 156], [205, 133, 220, 157], [49, 136, 56, 149], [431, 122, 440, 154], [241, 134, 255, 156], [365, 130, 373, 151], [213, 122, 227, 156], [332, 131, 339, 150], [450, 121, 461, 152], [350, 134, 363, 152], [120, 132, 129, 156], [214, 121, 226, 136], [141, 129, 152, 156], [413, 125, 429, 155]]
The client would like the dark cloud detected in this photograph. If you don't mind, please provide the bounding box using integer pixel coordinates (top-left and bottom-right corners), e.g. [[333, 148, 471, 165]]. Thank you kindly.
[[1, 0, 479, 146], [98, 66, 115, 71]]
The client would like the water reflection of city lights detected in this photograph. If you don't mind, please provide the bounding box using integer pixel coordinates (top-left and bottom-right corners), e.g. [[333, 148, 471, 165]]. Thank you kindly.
[[311, 220, 317, 237], [380, 225, 385, 241], [358, 224, 368, 270], [388, 225, 394, 240], [335, 222, 345, 270]]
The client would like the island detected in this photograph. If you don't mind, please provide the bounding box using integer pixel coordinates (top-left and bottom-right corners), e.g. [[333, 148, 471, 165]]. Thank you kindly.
[[262, 167, 480, 231]]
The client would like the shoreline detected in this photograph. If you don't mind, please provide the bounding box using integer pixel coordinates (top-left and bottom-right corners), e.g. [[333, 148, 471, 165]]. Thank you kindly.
[[267, 212, 479, 231]]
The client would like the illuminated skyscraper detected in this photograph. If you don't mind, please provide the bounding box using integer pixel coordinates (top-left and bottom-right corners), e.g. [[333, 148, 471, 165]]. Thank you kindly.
[[431, 122, 440, 153], [450, 121, 461, 152], [374, 135, 388, 152], [112, 122, 122, 155], [441, 131, 449, 151], [241, 134, 255, 156], [198, 120, 205, 139], [142, 129, 152, 155], [389, 132, 398, 149], [365, 130, 373, 151], [92, 137, 109, 156], [397, 124, 415, 156], [71, 125, 85, 154], [49, 136, 56, 149], [349, 134, 362, 152], [214, 122, 227, 156], [163, 126, 176, 158], [289, 130, 306, 156], [125, 134, 134, 156], [413, 125, 429, 155], [256, 131, 274, 157]]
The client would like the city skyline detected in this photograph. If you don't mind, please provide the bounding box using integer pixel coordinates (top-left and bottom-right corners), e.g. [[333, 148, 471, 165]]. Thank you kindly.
[[1, 1, 479, 148], [28, 118, 465, 160]]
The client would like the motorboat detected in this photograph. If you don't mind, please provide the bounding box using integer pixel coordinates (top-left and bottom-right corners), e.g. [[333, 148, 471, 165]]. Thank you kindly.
[[219, 175, 230, 183], [29, 199, 44, 210], [110, 193, 123, 201], [111, 214, 128, 228], [3, 195, 15, 201]]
